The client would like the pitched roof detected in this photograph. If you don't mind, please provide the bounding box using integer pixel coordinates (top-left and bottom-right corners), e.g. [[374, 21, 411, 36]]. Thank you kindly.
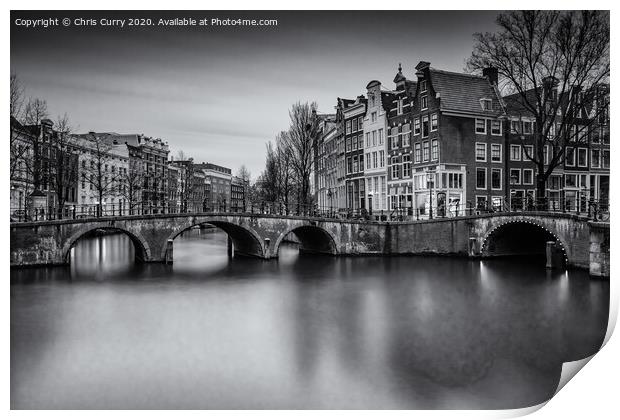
[[428, 68, 505, 116]]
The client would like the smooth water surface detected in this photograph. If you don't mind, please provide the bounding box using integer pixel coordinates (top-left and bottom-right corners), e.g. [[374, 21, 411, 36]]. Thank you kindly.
[[11, 229, 609, 409]]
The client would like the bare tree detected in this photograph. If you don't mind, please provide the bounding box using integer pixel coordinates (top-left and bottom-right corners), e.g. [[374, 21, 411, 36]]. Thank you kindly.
[[20, 97, 49, 193], [81, 133, 120, 216], [49, 114, 79, 218], [10, 73, 25, 120], [280, 102, 320, 208], [467, 10, 610, 199], [23, 97, 49, 126], [118, 154, 143, 215]]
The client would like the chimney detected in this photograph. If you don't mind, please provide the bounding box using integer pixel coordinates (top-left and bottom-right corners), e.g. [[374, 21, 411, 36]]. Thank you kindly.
[[483, 67, 498, 86]]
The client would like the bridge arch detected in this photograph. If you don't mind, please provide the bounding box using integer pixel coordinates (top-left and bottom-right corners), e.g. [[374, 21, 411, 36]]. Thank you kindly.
[[62, 225, 151, 264], [480, 218, 569, 264], [163, 219, 265, 259], [273, 224, 338, 256]]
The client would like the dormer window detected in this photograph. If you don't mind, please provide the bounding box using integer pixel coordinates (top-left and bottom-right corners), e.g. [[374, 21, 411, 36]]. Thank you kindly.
[[480, 98, 492, 111]]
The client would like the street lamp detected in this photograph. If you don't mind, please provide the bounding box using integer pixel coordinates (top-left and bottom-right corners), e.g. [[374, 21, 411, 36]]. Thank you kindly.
[[425, 167, 436, 219], [367, 191, 374, 218]]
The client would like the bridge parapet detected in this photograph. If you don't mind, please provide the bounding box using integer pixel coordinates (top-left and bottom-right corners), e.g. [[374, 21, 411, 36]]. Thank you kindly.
[[9, 212, 609, 277]]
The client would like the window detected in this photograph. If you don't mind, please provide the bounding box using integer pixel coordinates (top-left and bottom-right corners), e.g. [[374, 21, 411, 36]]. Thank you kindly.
[[510, 145, 521, 161], [476, 196, 488, 210], [371, 112, 377, 123], [510, 168, 521, 185], [523, 121, 533, 134], [352, 118, 358, 132], [565, 147, 575, 166], [402, 155, 411, 177], [422, 141, 430, 161], [414, 118, 420, 135], [420, 80, 427, 92], [391, 158, 400, 179], [397, 99, 403, 115], [378, 128, 384, 145], [431, 139, 439, 161], [421, 96, 428, 110], [491, 144, 501, 162], [422, 116, 429, 138], [446, 172, 463, 189], [602, 150, 610, 168], [577, 148, 587, 167], [510, 120, 520, 134], [431, 113, 438, 131], [591, 149, 601, 168], [365, 152, 370, 168], [491, 120, 502, 136], [522, 145, 534, 161], [491, 168, 502, 190], [379, 150, 385, 167], [366, 133, 370, 147], [476, 168, 487, 189], [358, 116, 363, 130], [481, 99, 492, 110], [543, 145, 549, 165], [414, 143, 421, 163], [523, 169, 534, 185], [565, 174, 577, 188], [475, 118, 486, 134], [402, 125, 410, 147], [372, 130, 377, 146], [373, 152, 378, 169], [475, 142, 487, 162]]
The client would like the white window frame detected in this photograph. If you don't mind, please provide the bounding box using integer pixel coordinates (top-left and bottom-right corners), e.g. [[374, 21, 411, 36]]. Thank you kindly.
[[421, 95, 428, 110], [510, 145, 521, 161], [491, 143, 502, 163], [431, 113, 438, 132], [510, 168, 521, 185], [591, 149, 601, 168], [491, 168, 502, 190], [522, 169, 534, 185], [577, 147, 588, 167], [414, 118, 420, 135], [476, 167, 487, 190], [475, 118, 487, 134], [522, 145, 534, 161], [565, 146, 576, 166], [491, 119, 502, 136], [475, 142, 487, 162]]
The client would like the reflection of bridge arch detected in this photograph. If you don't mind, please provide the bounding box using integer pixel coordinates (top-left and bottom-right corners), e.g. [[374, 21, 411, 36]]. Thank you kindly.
[[273, 224, 338, 256], [63, 225, 151, 263], [480, 218, 569, 264], [163, 219, 265, 259]]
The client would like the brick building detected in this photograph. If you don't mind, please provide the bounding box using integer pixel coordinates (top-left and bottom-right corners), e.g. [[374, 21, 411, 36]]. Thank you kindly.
[[343, 96, 366, 212], [386, 64, 417, 217]]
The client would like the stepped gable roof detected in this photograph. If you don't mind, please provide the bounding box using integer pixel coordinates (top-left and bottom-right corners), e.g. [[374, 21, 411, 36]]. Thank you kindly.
[[428, 68, 505, 116]]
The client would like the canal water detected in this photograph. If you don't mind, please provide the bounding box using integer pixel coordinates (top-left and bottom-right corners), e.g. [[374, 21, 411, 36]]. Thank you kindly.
[[11, 229, 609, 409]]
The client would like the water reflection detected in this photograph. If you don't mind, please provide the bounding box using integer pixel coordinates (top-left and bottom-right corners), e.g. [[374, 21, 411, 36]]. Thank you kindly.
[[11, 230, 609, 409]]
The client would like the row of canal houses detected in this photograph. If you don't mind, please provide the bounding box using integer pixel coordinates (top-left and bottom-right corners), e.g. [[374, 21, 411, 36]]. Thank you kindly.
[[313, 61, 610, 220]]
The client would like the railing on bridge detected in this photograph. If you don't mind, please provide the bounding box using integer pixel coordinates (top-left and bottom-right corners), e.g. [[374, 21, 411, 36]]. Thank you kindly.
[[9, 197, 610, 223]]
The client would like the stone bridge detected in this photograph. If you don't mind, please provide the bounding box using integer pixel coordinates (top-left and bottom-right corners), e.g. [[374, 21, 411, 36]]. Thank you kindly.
[[9, 211, 609, 277]]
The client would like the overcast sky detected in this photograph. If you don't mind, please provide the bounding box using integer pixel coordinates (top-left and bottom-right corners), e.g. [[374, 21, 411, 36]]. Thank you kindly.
[[11, 10, 500, 178]]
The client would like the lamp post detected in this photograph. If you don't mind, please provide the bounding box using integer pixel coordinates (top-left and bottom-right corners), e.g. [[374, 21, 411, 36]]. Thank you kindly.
[[367, 192, 374, 218], [425, 167, 435, 219]]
